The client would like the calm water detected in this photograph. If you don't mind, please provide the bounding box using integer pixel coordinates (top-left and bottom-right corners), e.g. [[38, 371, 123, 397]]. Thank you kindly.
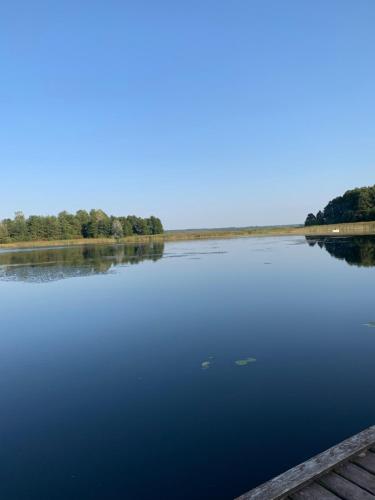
[[1, 236, 375, 499]]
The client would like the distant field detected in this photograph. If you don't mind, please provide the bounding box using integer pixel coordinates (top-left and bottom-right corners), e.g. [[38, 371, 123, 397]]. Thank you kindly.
[[165, 224, 302, 233], [1, 221, 375, 250], [166, 221, 375, 239]]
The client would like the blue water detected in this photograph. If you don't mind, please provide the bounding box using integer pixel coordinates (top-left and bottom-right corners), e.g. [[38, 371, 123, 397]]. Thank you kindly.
[[1, 236, 375, 499]]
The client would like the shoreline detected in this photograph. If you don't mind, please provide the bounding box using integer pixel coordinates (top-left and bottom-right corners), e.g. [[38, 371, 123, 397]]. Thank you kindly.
[[1, 221, 375, 251]]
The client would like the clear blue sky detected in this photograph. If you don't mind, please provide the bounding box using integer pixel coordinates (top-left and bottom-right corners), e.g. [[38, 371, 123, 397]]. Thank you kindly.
[[1, 0, 374, 229]]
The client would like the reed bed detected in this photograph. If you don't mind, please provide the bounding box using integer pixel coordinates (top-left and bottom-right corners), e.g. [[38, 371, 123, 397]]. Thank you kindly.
[[1, 221, 375, 251]]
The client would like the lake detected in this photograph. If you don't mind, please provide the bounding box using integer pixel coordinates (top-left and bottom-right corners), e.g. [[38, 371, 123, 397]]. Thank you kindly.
[[1, 236, 375, 499]]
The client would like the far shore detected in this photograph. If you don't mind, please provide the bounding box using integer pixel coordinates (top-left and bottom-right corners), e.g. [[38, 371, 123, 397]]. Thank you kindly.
[[1, 220, 375, 251]]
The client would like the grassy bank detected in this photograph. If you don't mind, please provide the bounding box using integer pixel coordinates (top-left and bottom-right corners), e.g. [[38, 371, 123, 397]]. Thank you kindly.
[[299, 220, 375, 236], [1, 221, 375, 250]]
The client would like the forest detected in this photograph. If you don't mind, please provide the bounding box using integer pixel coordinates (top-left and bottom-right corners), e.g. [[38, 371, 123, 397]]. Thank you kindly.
[[305, 185, 375, 226], [0, 210, 164, 243]]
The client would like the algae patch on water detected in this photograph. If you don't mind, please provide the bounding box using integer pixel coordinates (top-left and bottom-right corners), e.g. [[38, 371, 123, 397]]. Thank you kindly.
[[235, 357, 256, 366], [201, 355, 215, 370]]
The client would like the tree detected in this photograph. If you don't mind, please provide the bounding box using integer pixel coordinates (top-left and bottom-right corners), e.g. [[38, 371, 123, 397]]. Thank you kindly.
[[111, 219, 123, 239], [58, 211, 81, 239], [76, 210, 90, 237], [11, 211, 28, 241], [0, 222, 9, 243], [27, 216, 45, 240], [316, 211, 325, 225], [127, 216, 151, 235], [305, 213, 317, 227], [96, 210, 111, 237], [87, 209, 111, 238], [148, 216, 164, 234], [44, 216, 61, 240], [118, 217, 133, 236]]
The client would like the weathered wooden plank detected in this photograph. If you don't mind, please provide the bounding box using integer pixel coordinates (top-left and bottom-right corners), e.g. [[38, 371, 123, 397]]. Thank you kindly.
[[236, 425, 375, 500], [319, 472, 375, 500], [289, 482, 341, 499], [336, 461, 375, 494], [353, 452, 375, 475]]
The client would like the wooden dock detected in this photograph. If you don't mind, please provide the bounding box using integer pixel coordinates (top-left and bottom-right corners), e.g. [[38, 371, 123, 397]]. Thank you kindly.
[[236, 426, 375, 499]]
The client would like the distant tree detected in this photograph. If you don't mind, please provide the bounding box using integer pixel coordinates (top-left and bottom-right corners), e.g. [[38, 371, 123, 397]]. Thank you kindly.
[[27, 215, 45, 240], [96, 210, 111, 237], [148, 216, 164, 234], [138, 218, 151, 235], [305, 213, 317, 227], [111, 219, 123, 239], [86, 210, 99, 238], [118, 217, 133, 236], [0, 222, 9, 243], [75, 210, 90, 237], [316, 211, 325, 225], [44, 216, 61, 240], [127, 215, 146, 235], [87, 209, 111, 238], [10, 211, 28, 241], [57, 211, 81, 239]]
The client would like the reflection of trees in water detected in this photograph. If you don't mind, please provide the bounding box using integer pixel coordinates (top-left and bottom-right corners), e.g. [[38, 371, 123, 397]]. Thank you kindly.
[[0, 243, 164, 282], [306, 236, 375, 267]]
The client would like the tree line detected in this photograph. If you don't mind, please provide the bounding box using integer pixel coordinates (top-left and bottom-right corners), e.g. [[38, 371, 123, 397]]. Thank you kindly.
[[305, 185, 375, 226], [0, 210, 164, 243]]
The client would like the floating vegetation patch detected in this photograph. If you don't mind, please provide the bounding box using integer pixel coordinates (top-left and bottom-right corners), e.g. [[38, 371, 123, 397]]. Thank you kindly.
[[235, 357, 256, 366], [288, 239, 307, 246], [364, 322, 375, 328], [165, 251, 227, 260], [201, 361, 211, 370]]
